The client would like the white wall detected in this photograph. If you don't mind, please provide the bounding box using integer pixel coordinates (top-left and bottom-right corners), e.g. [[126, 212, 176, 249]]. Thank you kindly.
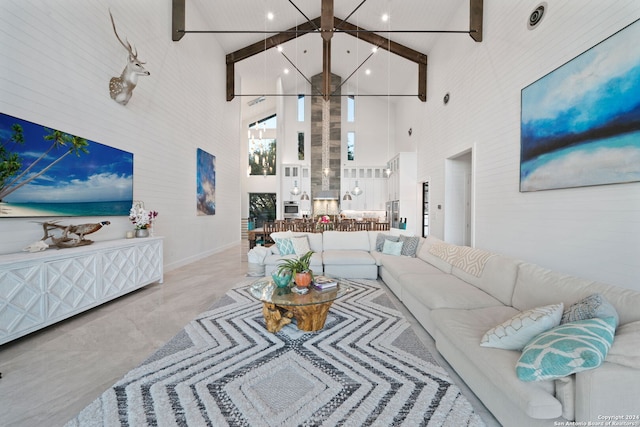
[[0, 0, 241, 271], [397, 0, 640, 290]]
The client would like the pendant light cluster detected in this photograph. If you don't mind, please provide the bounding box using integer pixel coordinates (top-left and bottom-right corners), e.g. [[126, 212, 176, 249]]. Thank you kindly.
[[291, 180, 310, 200]]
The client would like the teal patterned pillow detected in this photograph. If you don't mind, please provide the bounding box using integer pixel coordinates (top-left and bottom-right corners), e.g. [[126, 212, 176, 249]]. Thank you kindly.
[[516, 317, 616, 382], [274, 238, 295, 255]]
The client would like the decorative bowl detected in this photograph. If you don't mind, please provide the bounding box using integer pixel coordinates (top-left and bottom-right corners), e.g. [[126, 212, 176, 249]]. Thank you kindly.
[[271, 272, 292, 288]]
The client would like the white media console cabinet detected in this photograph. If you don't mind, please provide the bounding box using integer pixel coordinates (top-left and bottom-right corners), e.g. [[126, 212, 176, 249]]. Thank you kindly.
[[0, 237, 163, 345]]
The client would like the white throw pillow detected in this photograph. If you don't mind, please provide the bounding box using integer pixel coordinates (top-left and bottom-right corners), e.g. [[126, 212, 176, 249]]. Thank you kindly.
[[480, 303, 564, 350], [290, 236, 311, 256], [382, 239, 403, 256]]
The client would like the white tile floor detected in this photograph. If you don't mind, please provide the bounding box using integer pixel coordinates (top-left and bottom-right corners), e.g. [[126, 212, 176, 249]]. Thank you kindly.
[[0, 243, 499, 427]]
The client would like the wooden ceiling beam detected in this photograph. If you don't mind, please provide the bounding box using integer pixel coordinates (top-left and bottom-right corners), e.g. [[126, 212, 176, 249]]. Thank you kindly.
[[225, 18, 320, 101], [226, 18, 321, 64], [334, 18, 427, 102], [224, 15, 429, 102], [320, 0, 334, 41], [174, 0, 480, 102], [469, 0, 483, 42], [172, 0, 185, 42]]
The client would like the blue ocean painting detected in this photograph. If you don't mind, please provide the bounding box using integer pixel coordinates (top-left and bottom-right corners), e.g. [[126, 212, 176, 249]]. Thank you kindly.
[[520, 19, 640, 191], [196, 148, 215, 215], [0, 112, 133, 217]]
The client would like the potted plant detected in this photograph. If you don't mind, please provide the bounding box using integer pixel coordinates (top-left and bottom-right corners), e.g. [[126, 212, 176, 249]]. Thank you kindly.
[[275, 251, 314, 288]]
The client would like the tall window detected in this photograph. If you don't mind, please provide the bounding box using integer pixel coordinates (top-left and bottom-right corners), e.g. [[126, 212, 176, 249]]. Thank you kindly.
[[347, 131, 355, 161], [347, 95, 355, 122], [248, 115, 277, 176], [249, 193, 276, 228], [297, 95, 305, 122], [298, 132, 305, 160]]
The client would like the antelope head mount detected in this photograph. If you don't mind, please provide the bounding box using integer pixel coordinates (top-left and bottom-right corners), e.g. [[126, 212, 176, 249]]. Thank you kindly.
[[108, 11, 150, 105]]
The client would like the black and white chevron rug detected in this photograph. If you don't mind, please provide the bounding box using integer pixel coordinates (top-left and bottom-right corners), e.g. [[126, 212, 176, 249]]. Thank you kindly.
[[66, 279, 486, 426]]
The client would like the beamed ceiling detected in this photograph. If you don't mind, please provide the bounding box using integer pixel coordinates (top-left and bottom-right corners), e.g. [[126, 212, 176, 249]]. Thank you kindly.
[[173, 0, 482, 103]]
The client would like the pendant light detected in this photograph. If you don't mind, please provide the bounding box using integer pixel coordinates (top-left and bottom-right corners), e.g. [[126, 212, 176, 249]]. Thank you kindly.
[[352, 181, 363, 197], [301, 191, 310, 200], [290, 180, 301, 196], [343, 191, 352, 201]]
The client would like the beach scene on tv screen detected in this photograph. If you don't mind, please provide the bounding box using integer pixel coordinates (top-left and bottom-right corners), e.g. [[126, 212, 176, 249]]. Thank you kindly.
[[0, 112, 133, 218]]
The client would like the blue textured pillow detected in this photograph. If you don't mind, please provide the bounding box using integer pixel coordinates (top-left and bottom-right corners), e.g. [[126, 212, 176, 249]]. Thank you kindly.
[[561, 293, 619, 327], [274, 238, 295, 255], [516, 317, 616, 382], [399, 235, 420, 257], [382, 239, 403, 256], [375, 233, 399, 252]]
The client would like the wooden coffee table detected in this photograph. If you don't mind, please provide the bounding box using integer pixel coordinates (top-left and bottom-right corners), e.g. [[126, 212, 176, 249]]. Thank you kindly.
[[249, 277, 350, 333]]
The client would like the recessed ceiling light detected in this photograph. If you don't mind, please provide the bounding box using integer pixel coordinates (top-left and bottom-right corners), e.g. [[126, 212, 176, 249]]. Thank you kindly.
[[277, 45, 283, 52], [381, 14, 389, 22], [267, 12, 274, 21], [284, 68, 290, 74], [365, 69, 371, 75], [371, 46, 378, 54]]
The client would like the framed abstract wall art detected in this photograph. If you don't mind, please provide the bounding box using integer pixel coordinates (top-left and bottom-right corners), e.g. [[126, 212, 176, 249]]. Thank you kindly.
[[520, 19, 640, 192], [196, 148, 216, 215], [0, 112, 133, 217]]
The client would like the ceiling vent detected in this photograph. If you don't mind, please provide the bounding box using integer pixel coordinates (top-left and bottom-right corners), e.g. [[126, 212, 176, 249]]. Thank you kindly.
[[528, 3, 547, 30]]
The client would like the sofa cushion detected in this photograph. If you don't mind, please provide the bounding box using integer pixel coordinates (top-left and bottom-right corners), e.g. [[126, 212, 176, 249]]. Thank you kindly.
[[290, 235, 311, 256], [431, 307, 560, 419], [399, 235, 420, 257], [323, 230, 370, 251], [380, 254, 446, 277], [293, 232, 323, 253], [452, 246, 494, 277], [451, 254, 520, 306], [516, 317, 617, 382], [416, 236, 453, 274], [561, 293, 619, 327], [606, 320, 640, 368], [428, 241, 460, 264], [382, 239, 403, 256], [480, 303, 564, 350], [400, 272, 503, 311], [322, 250, 375, 266], [513, 262, 640, 325], [264, 251, 322, 265]]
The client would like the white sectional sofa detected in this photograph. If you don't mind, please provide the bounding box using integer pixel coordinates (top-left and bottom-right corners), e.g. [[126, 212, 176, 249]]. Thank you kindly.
[[263, 230, 378, 279], [259, 229, 640, 426]]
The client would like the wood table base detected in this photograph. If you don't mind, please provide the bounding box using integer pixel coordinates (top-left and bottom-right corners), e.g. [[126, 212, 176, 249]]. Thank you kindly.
[[262, 301, 334, 333]]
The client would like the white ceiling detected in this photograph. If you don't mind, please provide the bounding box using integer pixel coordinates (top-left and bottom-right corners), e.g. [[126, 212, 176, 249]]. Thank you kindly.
[[187, 0, 470, 100]]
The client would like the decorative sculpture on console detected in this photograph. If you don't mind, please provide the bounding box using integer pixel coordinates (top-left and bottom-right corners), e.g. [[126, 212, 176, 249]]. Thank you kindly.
[[108, 10, 150, 105], [24, 220, 111, 251]]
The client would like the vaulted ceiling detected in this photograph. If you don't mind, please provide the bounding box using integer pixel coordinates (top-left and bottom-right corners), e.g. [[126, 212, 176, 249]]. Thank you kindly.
[[173, 0, 481, 103]]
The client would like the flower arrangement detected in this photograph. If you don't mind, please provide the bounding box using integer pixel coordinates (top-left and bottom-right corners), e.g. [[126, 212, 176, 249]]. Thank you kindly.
[[129, 204, 158, 230], [318, 215, 330, 224]]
